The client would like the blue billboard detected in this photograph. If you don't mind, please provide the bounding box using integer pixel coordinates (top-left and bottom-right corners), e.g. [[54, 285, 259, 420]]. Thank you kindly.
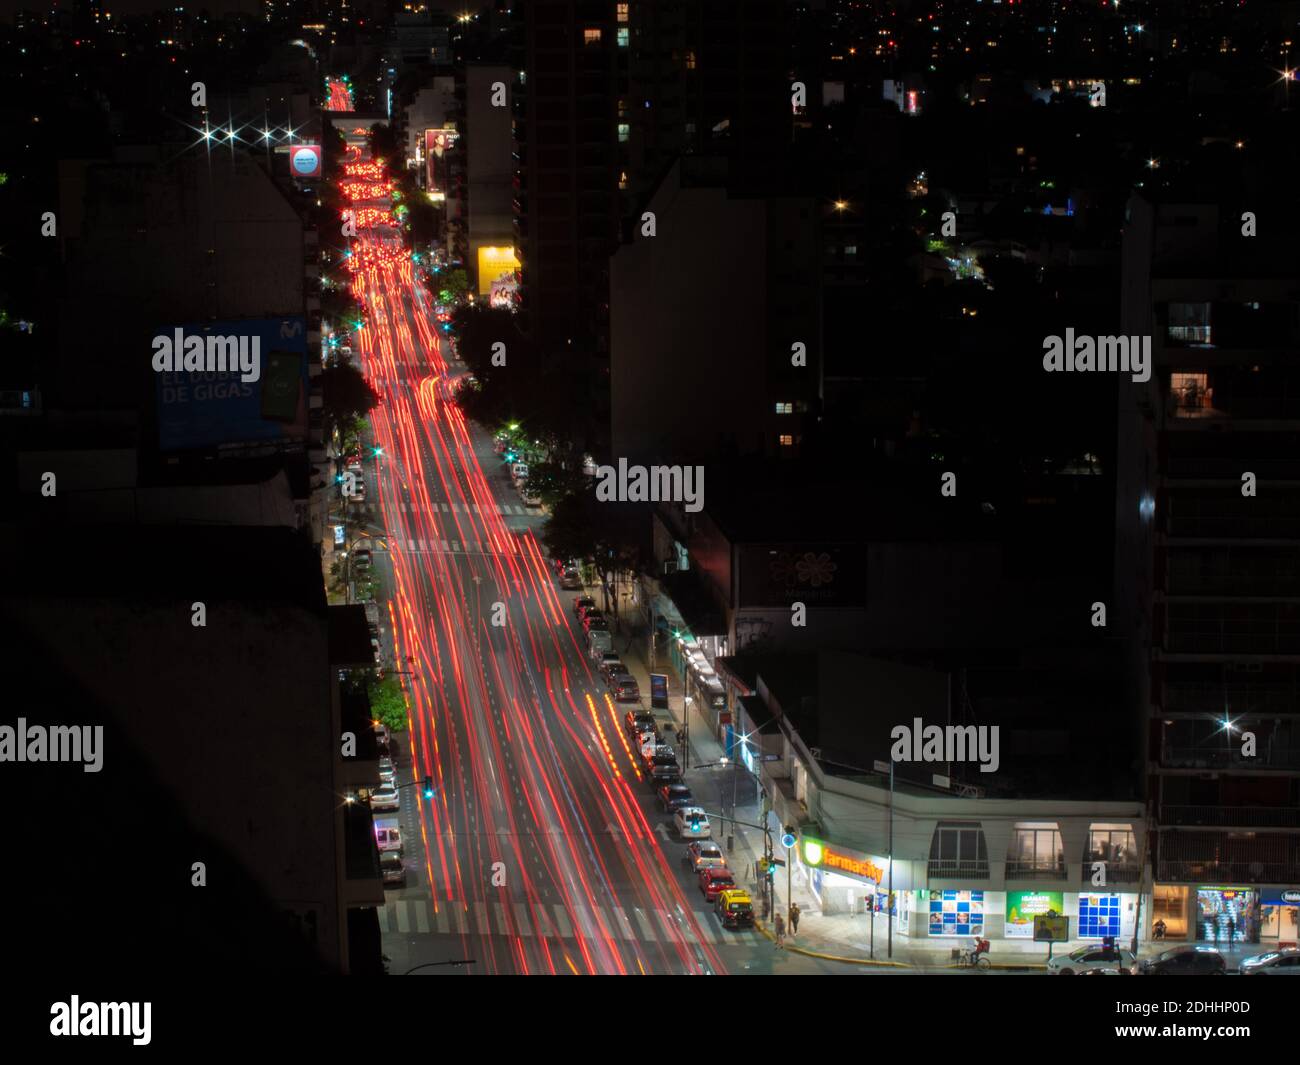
[[154, 317, 308, 452]]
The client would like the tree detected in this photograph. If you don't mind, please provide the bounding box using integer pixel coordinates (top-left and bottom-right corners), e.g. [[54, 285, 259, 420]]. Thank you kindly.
[[543, 492, 650, 625], [321, 362, 379, 443]]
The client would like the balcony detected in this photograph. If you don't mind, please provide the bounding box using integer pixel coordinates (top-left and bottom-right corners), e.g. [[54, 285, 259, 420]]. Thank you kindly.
[[1005, 859, 1067, 880], [1161, 746, 1300, 770], [1162, 805, 1300, 829], [1078, 861, 1141, 883], [1157, 859, 1300, 884], [1165, 615, 1300, 655], [1163, 681, 1300, 716], [926, 861, 989, 879]]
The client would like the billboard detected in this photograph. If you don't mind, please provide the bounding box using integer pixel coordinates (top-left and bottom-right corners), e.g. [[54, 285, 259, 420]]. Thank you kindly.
[[1034, 914, 1070, 943], [649, 673, 669, 711], [1007, 891, 1064, 939], [290, 144, 322, 177], [477, 245, 519, 295], [424, 128, 457, 192], [155, 317, 309, 452]]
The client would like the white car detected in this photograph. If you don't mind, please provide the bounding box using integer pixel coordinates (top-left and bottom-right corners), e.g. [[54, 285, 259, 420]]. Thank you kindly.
[[378, 757, 395, 785], [374, 824, 402, 854], [371, 785, 400, 812], [519, 482, 541, 507], [1240, 948, 1300, 975], [1047, 944, 1135, 975], [674, 807, 711, 840]]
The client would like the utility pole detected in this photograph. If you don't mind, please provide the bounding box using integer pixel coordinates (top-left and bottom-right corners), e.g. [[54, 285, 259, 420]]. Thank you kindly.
[[888, 758, 895, 960]]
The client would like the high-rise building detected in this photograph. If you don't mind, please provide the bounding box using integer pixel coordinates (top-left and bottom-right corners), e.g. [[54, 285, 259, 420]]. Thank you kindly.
[[1119, 192, 1300, 946]]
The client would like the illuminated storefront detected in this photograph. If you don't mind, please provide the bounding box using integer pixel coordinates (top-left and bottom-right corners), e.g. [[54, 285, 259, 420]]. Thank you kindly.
[[799, 837, 907, 918]]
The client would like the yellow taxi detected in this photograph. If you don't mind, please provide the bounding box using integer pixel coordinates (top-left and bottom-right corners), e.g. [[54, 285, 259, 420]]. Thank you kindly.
[[715, 888, 755, 929]]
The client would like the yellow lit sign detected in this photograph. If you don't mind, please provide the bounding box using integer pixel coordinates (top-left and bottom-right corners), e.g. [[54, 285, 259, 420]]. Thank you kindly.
[[476, 246, 519, 294]]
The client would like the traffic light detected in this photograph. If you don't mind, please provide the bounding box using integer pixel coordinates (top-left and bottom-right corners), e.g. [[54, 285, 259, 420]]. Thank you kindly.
[[422, 776, 434, 799]]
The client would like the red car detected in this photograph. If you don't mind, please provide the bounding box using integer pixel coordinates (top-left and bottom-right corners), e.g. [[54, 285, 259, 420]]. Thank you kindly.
[[698, 867, 736, 902]]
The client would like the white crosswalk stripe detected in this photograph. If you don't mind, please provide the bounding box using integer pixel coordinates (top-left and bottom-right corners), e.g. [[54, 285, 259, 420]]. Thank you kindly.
[[379, 899, 736, 947]]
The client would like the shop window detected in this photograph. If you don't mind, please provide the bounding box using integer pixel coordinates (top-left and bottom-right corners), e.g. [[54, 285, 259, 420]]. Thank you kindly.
[[1152, 885, 1187, 943], [778, 434, 794, 447], [685, 50, 697, 70], [617, 123, 629, 143], [925, 889, 985, 937], [618, 170, 628, 190]]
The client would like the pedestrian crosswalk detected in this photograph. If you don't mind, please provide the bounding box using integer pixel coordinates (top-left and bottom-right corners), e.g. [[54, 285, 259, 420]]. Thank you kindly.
[[396, 538, 518, 556], [392, 501, 529, 516], [377, 897, 753, 946]]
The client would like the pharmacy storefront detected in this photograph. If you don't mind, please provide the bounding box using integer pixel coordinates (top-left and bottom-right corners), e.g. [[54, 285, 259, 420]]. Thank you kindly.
[[798, 837, 910, 918]]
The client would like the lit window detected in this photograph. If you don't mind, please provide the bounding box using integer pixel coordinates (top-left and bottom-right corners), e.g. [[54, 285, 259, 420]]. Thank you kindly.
[[844, 245, 857, 257], [685, 50, 696, 70], [618, 170, 628, 189], [583, 27, 601, 45], [617, 123, 630, 142], [775, 402, 793, 414], [617, 2, 629, 23], [779, 434, 794, 447], [617, 27, 629, 47]]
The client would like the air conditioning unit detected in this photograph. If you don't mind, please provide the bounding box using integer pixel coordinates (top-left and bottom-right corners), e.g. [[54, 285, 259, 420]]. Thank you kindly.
[[663, 561, 678, 575]]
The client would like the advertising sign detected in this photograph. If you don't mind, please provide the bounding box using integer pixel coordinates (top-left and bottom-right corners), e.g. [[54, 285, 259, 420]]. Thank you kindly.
[[424, 128, 457, 192], [155, 317, 308, 452], [649, 673, 669, 711], [1007, 891, 1064, 939], [800, 838, 886, 885], [290, 144, 322, 177], [1034, 914, 1070, 942]]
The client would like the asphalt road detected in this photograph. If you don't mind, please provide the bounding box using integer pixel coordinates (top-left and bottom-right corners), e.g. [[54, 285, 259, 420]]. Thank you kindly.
[[345, 164, 780, 974]]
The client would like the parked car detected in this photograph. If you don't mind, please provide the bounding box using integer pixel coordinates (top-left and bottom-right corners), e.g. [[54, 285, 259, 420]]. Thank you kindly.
[[648, 758, 682, 785], [684, 841, 727, 873], [674, 807, 711, 840], [378, 757, 396, 785], [1047, 945, 1136, 975], [573, 596, 596, 619], [510, 462, 529, 483], [601, 661, 627, 685], [560, 567, 583, 590], [699, 867, 736, 902], [519, 482, 542, 507], [657, 783, 693, 812], [379, 850, 406, 888], [370, 785, 401, 812], [581, 609, 604, 630], [715, 888, 755, 929], [374, 724, 390, 752], [374, 824, 403, 854], [587, 630, 613, 659], [1135, 946, 1226, 975], [625, 710, 657, 735], [493, 436, 507, 454], [612, 675, 640, 703], [1240, 948, 1300, 975]]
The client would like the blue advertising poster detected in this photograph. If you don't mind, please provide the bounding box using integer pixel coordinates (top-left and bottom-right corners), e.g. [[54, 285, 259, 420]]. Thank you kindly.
[[154, 317, 308, 451], [649, 673, 669, 711]]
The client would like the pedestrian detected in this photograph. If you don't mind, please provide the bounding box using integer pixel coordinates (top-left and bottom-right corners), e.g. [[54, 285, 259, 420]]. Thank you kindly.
[[774, 913, 786, 949], [789, 902, 801, 935], [1227, 914, 1236, 943]]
